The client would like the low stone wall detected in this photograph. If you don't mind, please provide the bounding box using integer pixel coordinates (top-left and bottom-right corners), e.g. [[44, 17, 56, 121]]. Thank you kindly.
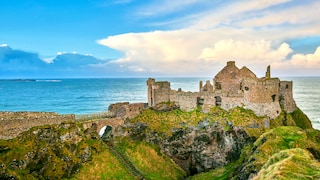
[[0, 112, 75, 139], [109, 102, 148, 119]]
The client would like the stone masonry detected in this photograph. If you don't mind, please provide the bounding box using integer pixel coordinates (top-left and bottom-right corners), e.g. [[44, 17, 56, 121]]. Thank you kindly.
[[147, 61, 297, 119], [0, 112, 75, 139]]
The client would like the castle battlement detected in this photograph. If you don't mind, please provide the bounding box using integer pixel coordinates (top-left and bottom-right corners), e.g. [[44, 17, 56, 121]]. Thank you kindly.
[[147, 61, 297, 119]]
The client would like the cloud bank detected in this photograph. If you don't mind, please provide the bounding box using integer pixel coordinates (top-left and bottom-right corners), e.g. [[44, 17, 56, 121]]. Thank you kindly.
[[98, 0, 320, 77], [0, 46, 118, 78]]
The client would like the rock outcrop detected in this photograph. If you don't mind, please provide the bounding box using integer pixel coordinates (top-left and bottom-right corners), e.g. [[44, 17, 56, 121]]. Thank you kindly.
[[118, 120, 251, 175], [0, 122, 102, 179]]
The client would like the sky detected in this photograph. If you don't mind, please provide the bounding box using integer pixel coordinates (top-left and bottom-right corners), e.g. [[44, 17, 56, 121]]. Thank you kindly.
[[0, 0, 320, 78]]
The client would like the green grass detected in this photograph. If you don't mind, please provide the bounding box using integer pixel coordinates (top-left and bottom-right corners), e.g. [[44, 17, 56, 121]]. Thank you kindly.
[[71, 145, 135, 180], [271, 108, 312, 130], [130, 107, 267, 138], [239, 126, 320, 179], [253, 148, 320, 180], [116, 137, 187, 180], [0, 122, 106, 179], [290, 108, 313, 129]]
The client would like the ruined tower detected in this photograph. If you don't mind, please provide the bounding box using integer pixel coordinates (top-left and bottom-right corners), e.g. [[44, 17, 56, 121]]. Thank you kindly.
[[265, 65, 271, 79]]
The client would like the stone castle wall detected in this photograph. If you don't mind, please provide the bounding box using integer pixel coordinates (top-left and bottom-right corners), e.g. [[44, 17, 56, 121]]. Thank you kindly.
[[0, 112, 75, 139], [147, 61, 297, 119], [279, 81, 297, 113], [170, 91, 199, 111]]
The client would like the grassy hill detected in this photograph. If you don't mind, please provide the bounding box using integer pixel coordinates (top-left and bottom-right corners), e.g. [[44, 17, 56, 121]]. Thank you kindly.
[[0, 106, 319, 179]]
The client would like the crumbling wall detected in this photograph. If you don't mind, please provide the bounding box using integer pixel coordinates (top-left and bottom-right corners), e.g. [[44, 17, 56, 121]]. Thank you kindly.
[[170, 91, 199, 111], [0, 112, 75, 139], [214, 61, 242, 92], [147, 61, 297, 120], [109, 102, 148, 119], [279, 81, 297, 113], [243, 78, 280, 103], [147, 78, 171, 107]]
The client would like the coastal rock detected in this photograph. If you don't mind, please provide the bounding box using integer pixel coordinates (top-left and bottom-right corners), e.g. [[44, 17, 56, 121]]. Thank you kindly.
[[123, 120, 251, 175], [0, 122, 102, 179]]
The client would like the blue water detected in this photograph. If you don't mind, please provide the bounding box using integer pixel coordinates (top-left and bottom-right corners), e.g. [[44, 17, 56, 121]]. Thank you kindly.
[[0, 77, 319, 129]]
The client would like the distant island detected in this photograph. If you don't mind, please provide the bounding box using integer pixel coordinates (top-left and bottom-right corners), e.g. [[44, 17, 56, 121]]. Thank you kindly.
[[0, 61, 319, 179]]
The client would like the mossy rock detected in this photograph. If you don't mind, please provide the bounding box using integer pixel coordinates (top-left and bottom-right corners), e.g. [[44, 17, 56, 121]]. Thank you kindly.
[[130, 106, 266, 137], [271, 108, 312, 130], [290, 108, 312, 129], [0, 122, 104, 179]]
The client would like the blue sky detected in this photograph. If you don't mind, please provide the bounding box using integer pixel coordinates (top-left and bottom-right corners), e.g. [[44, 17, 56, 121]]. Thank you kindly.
[[1, 0, 320, 78]]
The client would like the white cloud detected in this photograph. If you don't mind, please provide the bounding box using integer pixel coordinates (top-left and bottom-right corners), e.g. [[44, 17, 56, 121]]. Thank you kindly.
[[0, 44, 8, 47], [199, 40, 293, 66], [57, 52, 67, 55], [98, 0, 320, 76], [270, 46, 320, 76], [283, 47, 320, 68]]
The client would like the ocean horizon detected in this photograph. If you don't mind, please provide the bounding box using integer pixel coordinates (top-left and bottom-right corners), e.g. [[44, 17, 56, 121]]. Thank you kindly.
[[0, 77, 319, 130]]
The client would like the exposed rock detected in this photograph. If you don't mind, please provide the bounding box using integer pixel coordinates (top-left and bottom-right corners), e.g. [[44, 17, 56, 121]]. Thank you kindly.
[[101, 126, 113, 142], [121, 120, 251, 175], [0, 122, 103, 179]]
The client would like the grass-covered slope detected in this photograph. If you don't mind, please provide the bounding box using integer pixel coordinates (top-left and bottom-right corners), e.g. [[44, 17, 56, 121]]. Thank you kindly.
[[234, 126, 320, 179], [271, 108, 312, 129], [0, 105, 317, 179], [253, 148, 320, 180], [130, 106, 267, 137], [115, 137, 187, 180], [72, 146, 135, 179]]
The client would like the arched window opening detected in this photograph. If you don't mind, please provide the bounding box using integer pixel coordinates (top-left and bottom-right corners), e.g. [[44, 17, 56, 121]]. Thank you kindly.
[[215, 96, 222, 106]]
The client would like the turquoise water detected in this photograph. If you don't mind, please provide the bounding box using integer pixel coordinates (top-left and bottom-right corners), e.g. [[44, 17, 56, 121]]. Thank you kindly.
[[0, 77, 319, 129]]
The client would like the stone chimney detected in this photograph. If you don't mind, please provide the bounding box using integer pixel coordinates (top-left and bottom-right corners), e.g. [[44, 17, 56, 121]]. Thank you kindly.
[[227, 61, 235, 66]]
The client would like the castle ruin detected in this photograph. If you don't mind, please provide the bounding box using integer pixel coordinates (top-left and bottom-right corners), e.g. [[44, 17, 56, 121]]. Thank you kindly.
[[147, 61, 297, 119]]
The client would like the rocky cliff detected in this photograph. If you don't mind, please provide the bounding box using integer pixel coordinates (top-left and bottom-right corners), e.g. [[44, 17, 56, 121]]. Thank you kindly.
[[122, 121, 251, 175], [0, 122, 102, 179], [0, 105, 319, 179]]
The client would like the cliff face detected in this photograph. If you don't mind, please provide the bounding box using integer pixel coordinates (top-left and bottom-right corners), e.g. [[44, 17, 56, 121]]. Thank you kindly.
[[0, 122, 102, 179], [115, 120, 252, 175], [0, 105, 317, 179]]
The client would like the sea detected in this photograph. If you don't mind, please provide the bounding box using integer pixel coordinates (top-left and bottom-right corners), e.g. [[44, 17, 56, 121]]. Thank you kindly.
[[0, 77, 319, 130]]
